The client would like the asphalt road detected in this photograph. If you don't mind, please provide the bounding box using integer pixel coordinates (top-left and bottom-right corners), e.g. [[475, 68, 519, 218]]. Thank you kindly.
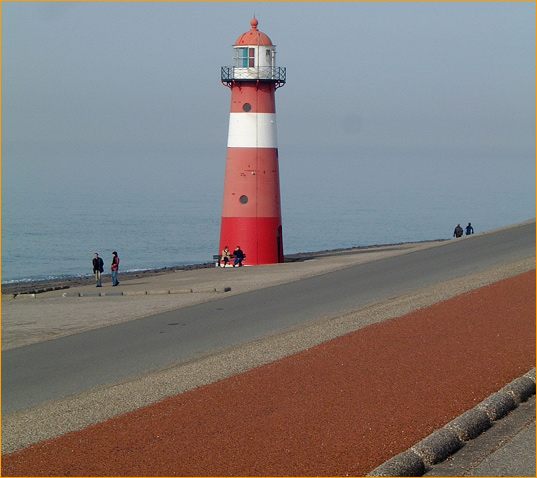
[[2, 222, 535, 414]]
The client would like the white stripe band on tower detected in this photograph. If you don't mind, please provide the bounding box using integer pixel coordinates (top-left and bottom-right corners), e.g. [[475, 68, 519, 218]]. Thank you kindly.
[[227, 113, 278, 148]]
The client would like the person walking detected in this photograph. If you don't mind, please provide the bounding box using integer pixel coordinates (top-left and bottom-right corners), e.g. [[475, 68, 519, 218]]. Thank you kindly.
[[92, 253, 104, 287], [453, 224, 463, 238], [111, 251, 120, 286], [465, 222, 474, 235], [233, 246, 244, 267]]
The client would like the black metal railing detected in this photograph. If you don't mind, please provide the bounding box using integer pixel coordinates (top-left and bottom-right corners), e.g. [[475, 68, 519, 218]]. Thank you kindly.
[[221, 66, 286, 88]]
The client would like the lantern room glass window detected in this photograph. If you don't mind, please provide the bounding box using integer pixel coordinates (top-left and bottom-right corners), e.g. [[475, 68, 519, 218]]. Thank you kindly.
[[235, 48, 255, 68]]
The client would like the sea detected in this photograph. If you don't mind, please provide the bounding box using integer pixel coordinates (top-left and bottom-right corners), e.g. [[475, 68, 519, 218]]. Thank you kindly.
[[2, 166, 535, 285]]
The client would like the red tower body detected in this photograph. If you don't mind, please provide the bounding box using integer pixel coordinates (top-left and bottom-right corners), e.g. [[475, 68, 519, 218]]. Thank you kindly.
[[219, 18, 286, 265]]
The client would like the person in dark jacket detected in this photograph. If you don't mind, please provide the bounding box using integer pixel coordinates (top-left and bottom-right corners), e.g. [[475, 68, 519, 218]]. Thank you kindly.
[[233, 246, 244, 267], [92, 253, 104, 287], [465, 223, 474, 235], [111, 251, 120, 286], [453, 224, 463, 238]]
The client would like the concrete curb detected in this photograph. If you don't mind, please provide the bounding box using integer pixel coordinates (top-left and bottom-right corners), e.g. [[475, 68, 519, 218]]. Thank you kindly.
[[6, 285, 70, 299], [62, 287, 231, 298], [367, 368, 536, 477], [169, 289, 194, 294], [122, 290, 147, 296]]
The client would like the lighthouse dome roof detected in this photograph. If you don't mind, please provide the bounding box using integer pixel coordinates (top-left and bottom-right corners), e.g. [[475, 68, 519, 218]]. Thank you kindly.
[[235, 17, 273, 46]]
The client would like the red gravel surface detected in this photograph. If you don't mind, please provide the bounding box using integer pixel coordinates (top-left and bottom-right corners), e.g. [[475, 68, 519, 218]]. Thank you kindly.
[[2, 271, 535, 477]]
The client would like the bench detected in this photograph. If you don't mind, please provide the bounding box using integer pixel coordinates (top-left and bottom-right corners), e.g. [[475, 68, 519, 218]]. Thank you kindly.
[[213, 254, 247, 267]]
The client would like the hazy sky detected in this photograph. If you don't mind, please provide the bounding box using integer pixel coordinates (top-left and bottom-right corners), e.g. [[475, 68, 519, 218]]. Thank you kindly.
[[2, 1, 536, 204]]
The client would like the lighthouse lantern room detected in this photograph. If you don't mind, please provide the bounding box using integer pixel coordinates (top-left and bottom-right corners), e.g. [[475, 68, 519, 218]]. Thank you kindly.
[[219, 18, 286, 265]]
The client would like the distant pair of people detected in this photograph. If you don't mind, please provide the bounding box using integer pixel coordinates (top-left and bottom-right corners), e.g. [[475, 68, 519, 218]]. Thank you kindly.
[[453, 223, 474, 238], [221, 246, 245, 267], [92, 251, 120, 287]]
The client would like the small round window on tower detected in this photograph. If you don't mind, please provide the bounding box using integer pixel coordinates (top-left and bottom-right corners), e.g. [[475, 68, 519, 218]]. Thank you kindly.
[[243, 103, 252, 112], [239, 195, 248, 204]]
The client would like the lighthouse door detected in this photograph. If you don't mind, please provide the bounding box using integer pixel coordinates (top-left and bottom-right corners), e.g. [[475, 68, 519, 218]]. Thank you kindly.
[[277, 226, 283, 263]]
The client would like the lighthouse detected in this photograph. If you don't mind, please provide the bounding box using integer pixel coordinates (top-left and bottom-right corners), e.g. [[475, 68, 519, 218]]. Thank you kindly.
[[219, 17, 286, 265]]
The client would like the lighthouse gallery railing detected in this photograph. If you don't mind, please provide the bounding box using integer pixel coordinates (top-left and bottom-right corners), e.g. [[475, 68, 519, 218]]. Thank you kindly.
[[221, 66, 286, 88]]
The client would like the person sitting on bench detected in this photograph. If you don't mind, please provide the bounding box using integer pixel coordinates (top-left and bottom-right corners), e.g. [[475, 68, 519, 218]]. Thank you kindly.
[[221, 246, 231, 267], [233, 246, 244, 267]]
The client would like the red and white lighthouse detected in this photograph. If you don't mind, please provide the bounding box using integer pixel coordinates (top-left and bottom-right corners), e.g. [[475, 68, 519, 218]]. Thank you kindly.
[[219, 17, 286, 265]]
